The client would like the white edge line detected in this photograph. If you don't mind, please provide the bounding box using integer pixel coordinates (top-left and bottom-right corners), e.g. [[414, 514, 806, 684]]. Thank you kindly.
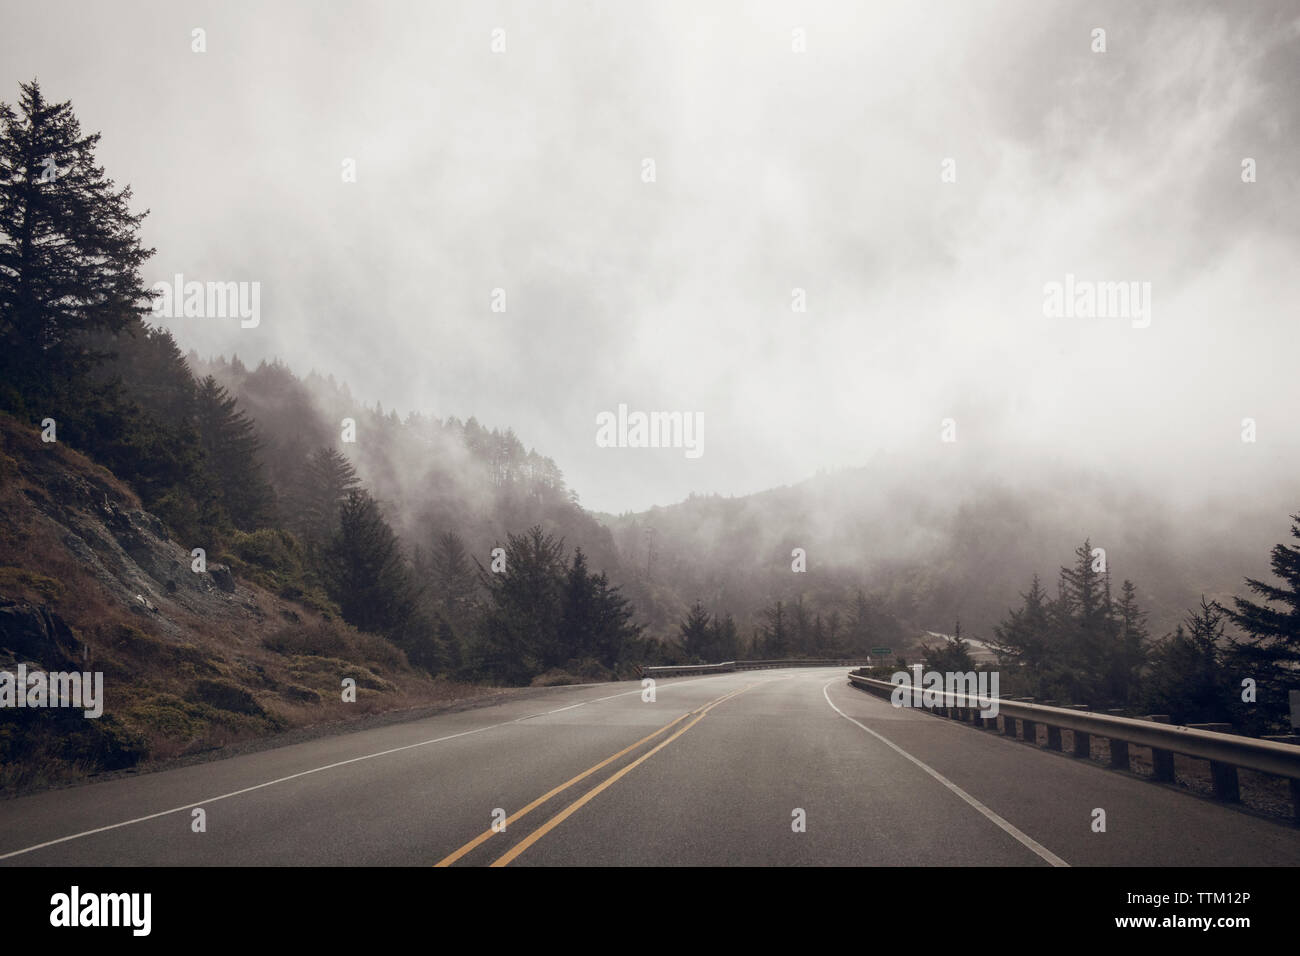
[[0, 721, 506, 861], [822, 679, 1069, 868], [0, 678, 728, 861]]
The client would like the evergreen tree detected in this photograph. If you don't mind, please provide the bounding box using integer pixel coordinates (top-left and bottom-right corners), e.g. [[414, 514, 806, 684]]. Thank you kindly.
[[848, 590, 872, 653], [426, 530, 477, 633], [195, 375, 274, 530], [1060, 539, 1109, 687], [709, 612, 740, 661], [678, 601, 712, 661], [790, 595, 811, 655], [472, 526, 566, 684], [990, 574, 1051, 686], [844, 589, 904, 656], [921, 620, 975, 672], [1143, 598, 1230, 725], [0, 80, 155, 412], [825, 609, 843, 655], [561, 548, 599, 661], [323, 490, 414, 636], [811, 614, 827, 656], [1219, 513, 1300, 729], [101, 322, 197, 429], [761, 600, 790, 657], [1104, 579, 1149, 706], [286, 446, 359, 550], [583, 566, 641, 668]]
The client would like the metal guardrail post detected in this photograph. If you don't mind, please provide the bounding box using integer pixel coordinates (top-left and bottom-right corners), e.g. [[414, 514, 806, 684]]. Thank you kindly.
[[844, 672, 1300, 816], [1021, 702, 1037, 744], [1106, 709, 1131, 770], [1146, 715, 1175, 782], [1209, 762, 1240, 802], [1073, 730, 1090, 758], [1188, 723, 1239, 800], [1069, 705, 1090, 758], [1039, 703, 1058, 747], [1110, 741, 1130, 771]]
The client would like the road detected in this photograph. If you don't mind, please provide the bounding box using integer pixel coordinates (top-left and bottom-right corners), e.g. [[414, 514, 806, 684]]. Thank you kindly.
[[1, 667, 1296, 866]]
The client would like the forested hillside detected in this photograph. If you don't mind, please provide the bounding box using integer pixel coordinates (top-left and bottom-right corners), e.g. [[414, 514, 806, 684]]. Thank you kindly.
[[0, 79, 676, 792], [3, 72, 1298, 802]]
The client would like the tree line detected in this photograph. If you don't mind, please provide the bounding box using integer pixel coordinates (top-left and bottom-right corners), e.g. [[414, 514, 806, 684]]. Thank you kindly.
[[675, 589, 908, 662], [0, 79, 650, 686], [959, 532, 1300, 734]]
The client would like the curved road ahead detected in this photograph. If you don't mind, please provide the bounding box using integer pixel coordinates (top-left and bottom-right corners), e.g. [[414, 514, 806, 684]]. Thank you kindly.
[[2, 668, 1296, 866]]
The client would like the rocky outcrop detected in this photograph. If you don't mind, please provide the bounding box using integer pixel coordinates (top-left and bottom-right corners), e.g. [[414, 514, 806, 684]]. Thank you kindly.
[[0, 600, 81, 669], [21, 491, 261, 641]]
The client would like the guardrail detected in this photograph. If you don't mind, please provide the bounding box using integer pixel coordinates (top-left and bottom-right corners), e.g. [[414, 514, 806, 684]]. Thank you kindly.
[[847, 672, 1300, 823], [641, 659, 871, 678]]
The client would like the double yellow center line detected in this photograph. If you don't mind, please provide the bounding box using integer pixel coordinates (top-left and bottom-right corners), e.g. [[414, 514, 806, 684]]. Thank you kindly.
[[435, 682, 759, 867]]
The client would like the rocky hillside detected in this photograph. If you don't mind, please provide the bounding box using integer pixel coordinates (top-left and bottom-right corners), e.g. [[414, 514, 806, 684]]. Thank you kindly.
[[0, 413, 491, 794]]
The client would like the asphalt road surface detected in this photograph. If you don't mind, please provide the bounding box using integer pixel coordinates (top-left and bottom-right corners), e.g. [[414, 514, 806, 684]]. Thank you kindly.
[[2, 668, 1297, 866]]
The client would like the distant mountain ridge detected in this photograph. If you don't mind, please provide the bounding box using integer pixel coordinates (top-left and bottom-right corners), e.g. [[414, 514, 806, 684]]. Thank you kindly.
[[189, 352, 1288, 649]]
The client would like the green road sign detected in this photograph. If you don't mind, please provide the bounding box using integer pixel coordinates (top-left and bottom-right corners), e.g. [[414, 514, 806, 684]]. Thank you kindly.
[[871, 647, 892, 656]]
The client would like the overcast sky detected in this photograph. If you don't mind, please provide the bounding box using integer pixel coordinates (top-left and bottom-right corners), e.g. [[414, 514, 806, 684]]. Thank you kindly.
[[4, 0, 1297, 514]]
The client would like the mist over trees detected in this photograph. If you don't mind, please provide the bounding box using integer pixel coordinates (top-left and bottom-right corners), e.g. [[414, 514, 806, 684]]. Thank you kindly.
[[1, 78, 1296, 726], [465, 528, 646, 685], [1217, 514, 1300, 730], [0, 79, 653, 687], [989, 540, 1149, 708], [981, 527, 1300, 733]]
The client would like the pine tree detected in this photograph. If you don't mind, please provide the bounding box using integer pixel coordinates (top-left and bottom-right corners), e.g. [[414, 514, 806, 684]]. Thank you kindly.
[[472, 526, 566, 684], [849, 590, 872, 653], [825, 609, 843, 656], [426, 530, 477, 633], [0, 80, 156, 412], [811, 614, 827, 656], [1104, 579, 1148, 706], [561, 548, 598, 662], [1219, 513, 1300, 728], [584, 567, 641, 668], [1143, 599, 1230, 725], [1060, 539, 1108, 678], [323, 489, 414, 636], [921, 620, 975, 673], [286, 446, 359, 550], [990, 574, 1051, 685], [709, 612, 740, 661], [761, 600, 790, 657], [678, 601, 712, 661], [101, 322, 197, 429], [195, 375, 274, 530], [790, 596, 811, 655]]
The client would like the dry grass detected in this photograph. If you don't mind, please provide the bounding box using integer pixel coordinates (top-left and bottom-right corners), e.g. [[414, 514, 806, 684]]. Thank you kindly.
[[0, 413, 505, 795]]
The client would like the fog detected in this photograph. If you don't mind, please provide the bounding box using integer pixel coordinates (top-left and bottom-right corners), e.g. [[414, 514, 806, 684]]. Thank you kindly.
[[3, 0, 1297, 515]]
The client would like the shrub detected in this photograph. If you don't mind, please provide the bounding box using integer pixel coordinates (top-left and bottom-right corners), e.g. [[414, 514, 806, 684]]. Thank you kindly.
[[263, 621, 349, 657], [0, 566, 65, 603], [191, 678, 265, 716]]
